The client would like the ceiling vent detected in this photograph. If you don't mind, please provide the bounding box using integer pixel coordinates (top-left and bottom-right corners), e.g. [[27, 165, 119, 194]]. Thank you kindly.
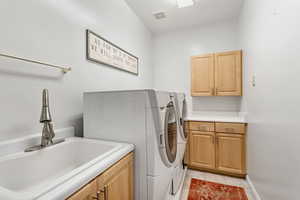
[[153, 12, 167, 20]]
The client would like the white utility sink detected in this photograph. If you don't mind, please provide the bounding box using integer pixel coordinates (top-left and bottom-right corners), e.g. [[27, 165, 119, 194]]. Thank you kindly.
[[0, 136, 134, 200]]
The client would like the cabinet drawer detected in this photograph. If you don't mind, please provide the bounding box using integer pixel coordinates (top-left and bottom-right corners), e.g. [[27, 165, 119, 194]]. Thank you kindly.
[[189, 122, 215, 132], [216, 123, 245, 134]]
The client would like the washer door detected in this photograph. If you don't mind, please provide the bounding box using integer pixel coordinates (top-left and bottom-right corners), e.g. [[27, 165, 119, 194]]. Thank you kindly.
[[181, 98, 188, 139], [164, 101, 178, 164]]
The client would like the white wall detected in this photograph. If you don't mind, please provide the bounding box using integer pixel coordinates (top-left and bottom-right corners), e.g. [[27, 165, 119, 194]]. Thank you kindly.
[[0, 0, 153, 140], [153, 20, 241, 115], [238, 0, 300, 199]]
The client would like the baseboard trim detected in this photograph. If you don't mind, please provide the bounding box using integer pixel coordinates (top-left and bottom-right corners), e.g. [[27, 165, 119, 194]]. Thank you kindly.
[[187, 165, 246, 178], [246, 175, 262, 200]]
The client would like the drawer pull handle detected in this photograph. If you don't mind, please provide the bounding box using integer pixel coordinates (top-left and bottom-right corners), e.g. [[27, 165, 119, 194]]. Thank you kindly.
[[93, 186, 108, 200], [102, 186, 108, 200], [225, 128, 234, 132]]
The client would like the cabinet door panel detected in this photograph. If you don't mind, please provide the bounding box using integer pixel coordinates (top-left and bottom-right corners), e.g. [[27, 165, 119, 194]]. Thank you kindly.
[[191, 54, 215, 96], [98, 153, 134, 200], [190, 131, 215, 169], [216, 133, 245, 174], [215, 50, 242, 96], [106, 162, 133, 200]]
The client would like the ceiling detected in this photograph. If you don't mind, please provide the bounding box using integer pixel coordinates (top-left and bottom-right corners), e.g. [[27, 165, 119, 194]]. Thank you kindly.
[[124, 0, 244, 34]]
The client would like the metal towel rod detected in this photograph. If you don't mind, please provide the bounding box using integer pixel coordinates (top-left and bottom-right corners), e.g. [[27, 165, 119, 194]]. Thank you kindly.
[[0, 53, 71, 73]]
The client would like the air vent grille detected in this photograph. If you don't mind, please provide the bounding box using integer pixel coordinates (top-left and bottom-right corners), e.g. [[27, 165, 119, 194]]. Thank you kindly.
[[153, 12, 166, 20]]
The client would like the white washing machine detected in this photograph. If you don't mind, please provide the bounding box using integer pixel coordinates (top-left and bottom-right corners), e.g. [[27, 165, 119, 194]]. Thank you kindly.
[[172, 93, 187, 165], [171, 93, 188, 199], [175, 93, 188, 144], [83, 90, 179, 200]]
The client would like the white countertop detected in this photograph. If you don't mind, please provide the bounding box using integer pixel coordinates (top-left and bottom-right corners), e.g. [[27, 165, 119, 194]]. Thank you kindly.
[[185, 112, 247, 123]]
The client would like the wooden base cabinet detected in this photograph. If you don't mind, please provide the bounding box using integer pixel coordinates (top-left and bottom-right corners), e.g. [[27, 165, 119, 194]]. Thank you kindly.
[[185, 122, 246, 177], [67, 152, 133, 200]]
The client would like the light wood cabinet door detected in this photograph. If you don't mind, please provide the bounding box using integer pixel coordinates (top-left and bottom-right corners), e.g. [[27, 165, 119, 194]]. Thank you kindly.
[[216, 133, 246, 175], [98, 153, 134, 200], [189, 131, 215, 169], [67, 180, 97, 200], [106, 163, 133, 200], [191, 54, 215, 96], [214, 50, 242, 96]]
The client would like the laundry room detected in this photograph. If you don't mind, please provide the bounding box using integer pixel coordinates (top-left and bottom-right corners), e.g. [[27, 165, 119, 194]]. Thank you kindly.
[[0, 0, 299, 200]]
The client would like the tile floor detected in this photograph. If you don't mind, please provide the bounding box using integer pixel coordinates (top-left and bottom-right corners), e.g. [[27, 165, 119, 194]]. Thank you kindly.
[[180, 170, 256, 200]]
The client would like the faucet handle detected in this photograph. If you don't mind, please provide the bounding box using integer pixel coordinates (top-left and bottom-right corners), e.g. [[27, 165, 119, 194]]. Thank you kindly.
[[48, 123, 55, 143]]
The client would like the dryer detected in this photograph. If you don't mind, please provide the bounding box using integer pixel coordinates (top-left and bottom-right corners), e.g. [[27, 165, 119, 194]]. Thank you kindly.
[[171, 93, 188, 198], [175, 93, 188, 144], [83, 90, 179, 200], [172, 93, 187, 168]]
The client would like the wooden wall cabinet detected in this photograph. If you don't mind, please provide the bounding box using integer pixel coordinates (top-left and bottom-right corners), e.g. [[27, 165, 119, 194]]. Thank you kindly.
[[191, 50, 242, 96], [185, 121, 246, 177], [67, 152, 133, 200]]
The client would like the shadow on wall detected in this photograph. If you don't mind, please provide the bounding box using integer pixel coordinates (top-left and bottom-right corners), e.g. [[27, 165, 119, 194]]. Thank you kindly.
[[0, 61, 65, 81], [71, 114, 84, 137], [191, 96, 242, 112]]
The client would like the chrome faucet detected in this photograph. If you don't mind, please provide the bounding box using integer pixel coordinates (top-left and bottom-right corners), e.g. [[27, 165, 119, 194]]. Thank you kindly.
[[40, 89, 55, 147], [25, 89, 64, 152]]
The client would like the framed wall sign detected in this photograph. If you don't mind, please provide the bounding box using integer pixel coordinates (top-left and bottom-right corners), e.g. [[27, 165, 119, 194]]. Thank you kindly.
[[86, 29, 139, 75]]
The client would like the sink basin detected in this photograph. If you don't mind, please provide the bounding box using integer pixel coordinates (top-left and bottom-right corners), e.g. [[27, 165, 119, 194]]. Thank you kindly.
[[0, 137, 132, 200]]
